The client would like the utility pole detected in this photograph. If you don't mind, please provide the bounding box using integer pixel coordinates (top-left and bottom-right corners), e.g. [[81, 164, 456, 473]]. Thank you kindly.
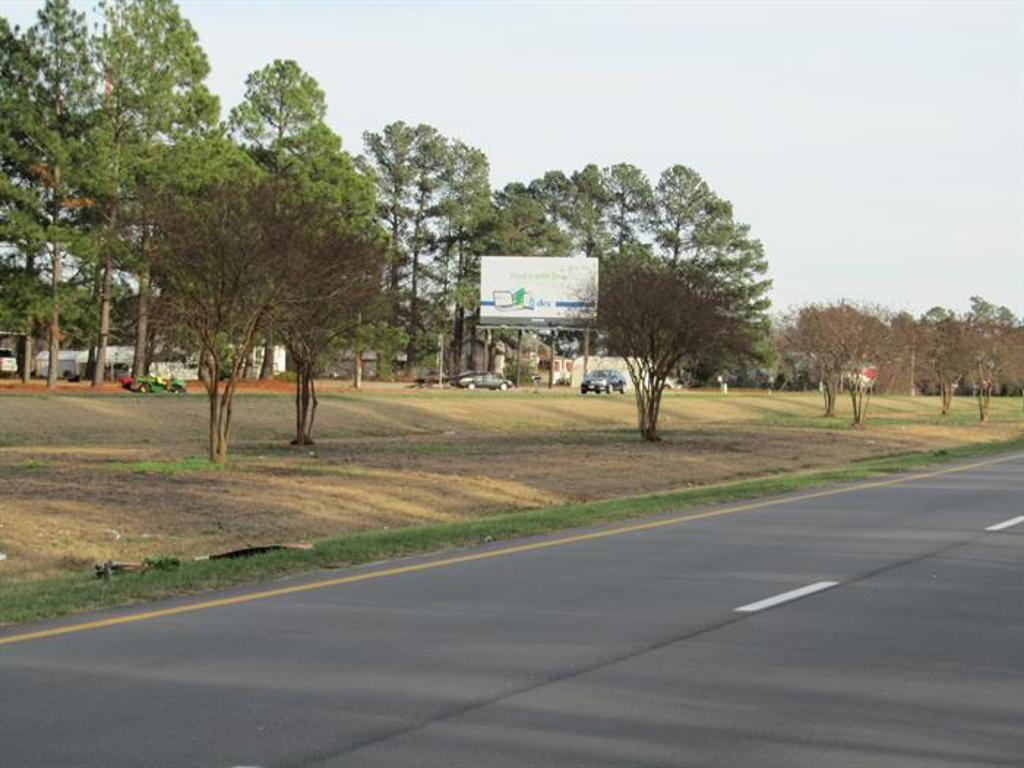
[[909, 345, 916, 397]]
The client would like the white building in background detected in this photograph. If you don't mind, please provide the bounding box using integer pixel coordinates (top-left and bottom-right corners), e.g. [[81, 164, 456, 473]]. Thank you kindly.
[[35, 344, 286, 381], [35, 346, 135, 380], [260, 345, 287, 377]]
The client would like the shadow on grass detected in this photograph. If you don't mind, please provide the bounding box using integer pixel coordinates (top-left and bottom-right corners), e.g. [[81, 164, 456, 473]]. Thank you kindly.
[[2, 436, 1023, 628]]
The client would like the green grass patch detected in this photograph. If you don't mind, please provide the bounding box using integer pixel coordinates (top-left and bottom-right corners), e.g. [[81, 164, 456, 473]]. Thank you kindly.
[[110, 457, 224, 475], [2, 436, 1022, 628]]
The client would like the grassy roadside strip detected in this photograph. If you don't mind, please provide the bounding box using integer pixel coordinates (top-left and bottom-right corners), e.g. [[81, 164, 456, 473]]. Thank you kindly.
[[2, 436, 1023, 627]]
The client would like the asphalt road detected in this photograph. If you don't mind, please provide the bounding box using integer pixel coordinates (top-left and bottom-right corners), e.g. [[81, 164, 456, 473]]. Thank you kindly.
[[2, 453, 1022, 767]]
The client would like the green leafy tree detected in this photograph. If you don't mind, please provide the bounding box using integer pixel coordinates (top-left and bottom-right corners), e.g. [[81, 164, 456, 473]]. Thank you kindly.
[[230, 58, 327, 379], [92, 0, 219, 381], [490, 182, 571, 257], [404, 125, 448, 368], [603, 162, 654, 255], [229, 59, 371, 214], [0, 1, 95, 388], [528, 170, 574, 233], [567, 164, 611, 259], [362, 122, 449, 369], [652, 165, 771, 377], [228, 59, 327, 176], [653, 165, 721, 262], [434, 139, 492, 373], [0, 18, 41, 381], [228, 59, 380, 437], [362, 121, 415, 324]]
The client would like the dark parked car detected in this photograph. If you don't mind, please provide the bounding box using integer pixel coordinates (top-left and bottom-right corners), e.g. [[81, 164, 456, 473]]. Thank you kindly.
[[580, 369, 627, 394], [454, 372, 515, 391]]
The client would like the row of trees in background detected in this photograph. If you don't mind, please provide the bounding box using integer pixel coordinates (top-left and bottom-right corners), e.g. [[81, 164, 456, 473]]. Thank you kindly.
[[599, 290, 1024, 442], [1, 0, 774, 456], [1, 0, 769, 390], [0, 0, 384, 459], [361, 125, 769, 374], [776, 297, 1024, 427], [2, 1, 1021, 454]]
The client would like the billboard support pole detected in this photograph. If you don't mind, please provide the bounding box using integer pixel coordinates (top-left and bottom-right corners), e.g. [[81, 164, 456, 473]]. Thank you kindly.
[[582, 327, 590, 379], [547, 332, 555, 390], [515, 329, 523, 386]]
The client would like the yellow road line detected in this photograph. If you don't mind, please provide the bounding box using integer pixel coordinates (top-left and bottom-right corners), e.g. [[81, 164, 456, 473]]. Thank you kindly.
[[2, 451, 1021, 647]]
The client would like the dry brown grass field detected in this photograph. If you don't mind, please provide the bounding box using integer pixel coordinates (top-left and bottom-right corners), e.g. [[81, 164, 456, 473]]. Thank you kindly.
[[1, 381, 1021, 582]]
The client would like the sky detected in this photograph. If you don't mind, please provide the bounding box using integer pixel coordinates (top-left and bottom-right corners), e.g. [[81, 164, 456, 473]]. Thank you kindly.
[[4, 0, 1022, 317]]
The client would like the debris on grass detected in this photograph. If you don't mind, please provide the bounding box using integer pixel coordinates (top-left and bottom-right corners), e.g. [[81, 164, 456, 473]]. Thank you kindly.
[[94, 560, 146, 578], [94, 555, 180, 578], [199, 543, 313, 561], [94, 545, 312, 577]]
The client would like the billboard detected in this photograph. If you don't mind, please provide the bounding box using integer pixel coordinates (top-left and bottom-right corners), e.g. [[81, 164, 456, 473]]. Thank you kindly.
[[479, 256, 597, 327]]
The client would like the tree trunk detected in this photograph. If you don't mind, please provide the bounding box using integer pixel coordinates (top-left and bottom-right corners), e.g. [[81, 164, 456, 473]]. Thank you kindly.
[[21, 332, 32, 384], [940, 380, 955, 415], [452, 306, 464, 375], [976, 387, 991, 422], [643, 393, 663, 442], [634, 377, 664, 442], [204, 355, 223, 463], [85, 261, 99, 382], [850, 385, 871, 428], [388, 236, 402, 325], [202, 352, 235, 464], [208, 388, 222, 462], [132, 266, 150, 377], [306, 375, 318, 443], [47, 241, 62, 390], [93, 251, 113, 386], [259, 337, 274, 379], [292, 363, 319, 445], [293, 365, 304, 443], [821, 379, 836, 417], [407, 248, 420, 374]]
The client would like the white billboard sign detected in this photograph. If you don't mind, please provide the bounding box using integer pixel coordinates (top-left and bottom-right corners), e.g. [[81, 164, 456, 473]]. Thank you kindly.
[[479, 256, 597, 327]]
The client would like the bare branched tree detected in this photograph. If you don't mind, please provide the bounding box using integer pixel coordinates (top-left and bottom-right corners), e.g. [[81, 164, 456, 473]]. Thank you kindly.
[[964, 297, 1023, 421], [276, 194, 383, 445], [918, 308, 971, 416], [783, 305, 846, 417], [782, 302, 890, 426], [598, 256, 760, 441], [151, 177, 284, 463], [833, 307, 890, 428]]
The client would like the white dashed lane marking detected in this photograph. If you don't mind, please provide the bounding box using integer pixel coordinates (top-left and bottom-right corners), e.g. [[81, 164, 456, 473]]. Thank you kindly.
[[985, 516, 1024, 532], [735, 581, 839, 613]]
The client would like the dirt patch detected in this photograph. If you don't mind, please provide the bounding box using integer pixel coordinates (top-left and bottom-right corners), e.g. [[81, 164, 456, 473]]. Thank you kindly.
[[0, 389, 1020, 581]]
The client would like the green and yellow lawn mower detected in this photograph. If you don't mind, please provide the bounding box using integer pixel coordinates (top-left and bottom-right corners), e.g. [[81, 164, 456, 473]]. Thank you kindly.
[[119, 374, 187, 394]]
